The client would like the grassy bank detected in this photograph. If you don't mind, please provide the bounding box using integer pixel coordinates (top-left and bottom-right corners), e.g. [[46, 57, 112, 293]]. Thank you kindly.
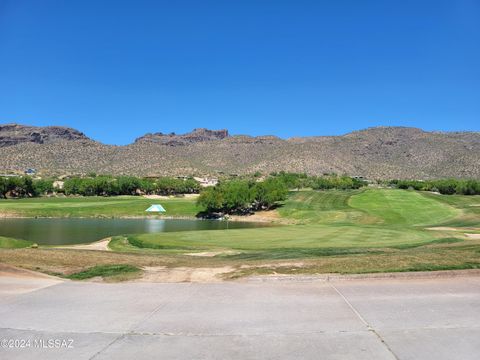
[[0, 196, 200, 218], [0, 236, 33, 249], [65, 264, 141, 281]]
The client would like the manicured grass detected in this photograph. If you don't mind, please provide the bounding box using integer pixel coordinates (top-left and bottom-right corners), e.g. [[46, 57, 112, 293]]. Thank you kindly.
[[125, 225, 436, 253], [0, 236, 33, 248], [349, 189, 459, 226], [420, 192, 480, 228], [0, 196, 200, 218], [111, 188, 472, 266], [0, 188, 478, 278], [278, 190, 370, 224], [66, 264, 141, 280]]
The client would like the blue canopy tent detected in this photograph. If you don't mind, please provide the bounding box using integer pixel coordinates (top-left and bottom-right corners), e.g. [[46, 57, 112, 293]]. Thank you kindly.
[[145, 204, 166, 213]]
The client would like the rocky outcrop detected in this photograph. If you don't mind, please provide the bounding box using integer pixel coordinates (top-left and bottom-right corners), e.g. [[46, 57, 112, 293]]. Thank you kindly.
[[135, 128, 229, 146], [0, 124, 90, 147]]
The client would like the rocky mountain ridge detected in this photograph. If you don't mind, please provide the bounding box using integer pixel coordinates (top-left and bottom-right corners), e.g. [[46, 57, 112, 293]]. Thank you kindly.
[[0, 124, 90, 147], [134, 128, 229, 146], [1, 123, 479, 179]]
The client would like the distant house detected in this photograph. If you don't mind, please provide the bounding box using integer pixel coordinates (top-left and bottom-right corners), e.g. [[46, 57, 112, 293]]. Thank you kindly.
[[24, 168, 37, 175], [53, 181, 65, 190], [193, 177, 219, 187]]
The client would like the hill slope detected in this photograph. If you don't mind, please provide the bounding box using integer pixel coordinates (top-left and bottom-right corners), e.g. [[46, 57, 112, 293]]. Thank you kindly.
[[1, 124, 479, 179]]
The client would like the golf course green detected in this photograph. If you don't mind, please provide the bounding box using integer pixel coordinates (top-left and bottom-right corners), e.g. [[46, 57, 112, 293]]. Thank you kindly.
[[111, 189, 473, 257], [0, 188, 479, 277]]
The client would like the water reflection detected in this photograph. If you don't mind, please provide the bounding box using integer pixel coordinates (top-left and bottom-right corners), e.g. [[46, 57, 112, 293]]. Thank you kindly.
[[146, 219, 166, 233]]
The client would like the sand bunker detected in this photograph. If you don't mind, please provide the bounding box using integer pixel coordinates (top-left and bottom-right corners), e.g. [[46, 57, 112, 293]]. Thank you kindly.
[[57, 238, 111, 251]]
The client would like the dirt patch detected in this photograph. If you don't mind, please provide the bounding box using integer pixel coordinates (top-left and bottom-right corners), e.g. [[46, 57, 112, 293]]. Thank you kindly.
[[142, 195, 171, 199], [56, 238, 111, 251], [185, 250, 241, 257], [183, 194, 200, 199], [0, 263, 59, 279], [0, 264, 64, 297], [229, 210, 293, 224], [464, 233, 480, 239], [143, 194, 199, 199], [0, 211, 25, 218], [243, 269, 480, 282], [138, 266, 234, 282], [427, 227, 480, 232], [240, 261, 307, 269]]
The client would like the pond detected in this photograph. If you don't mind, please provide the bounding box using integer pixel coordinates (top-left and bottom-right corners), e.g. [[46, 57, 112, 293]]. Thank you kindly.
[[0, 218, 267, 245]]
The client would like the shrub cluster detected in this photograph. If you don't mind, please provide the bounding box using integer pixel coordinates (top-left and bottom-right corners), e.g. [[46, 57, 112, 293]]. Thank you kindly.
[[63, 176, 200, 196], [389, 179, 480, 195], [309, 175, 366, 190], [197, 178, 288, 215], [270, 172, 367, 190], [0, 175, 200, 198], [0, 177, 52, 198]]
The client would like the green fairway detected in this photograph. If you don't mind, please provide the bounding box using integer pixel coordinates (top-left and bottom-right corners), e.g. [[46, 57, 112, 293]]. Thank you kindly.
[[277, 190, 371, 225], [0, 196, 200, 218], [419, 192, 480, 228], [120, 225, 441, 258], [349, 189, 459, 226]]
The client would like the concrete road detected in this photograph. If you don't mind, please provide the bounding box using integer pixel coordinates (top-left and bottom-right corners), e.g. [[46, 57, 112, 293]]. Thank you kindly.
[[0, 274, 479, 360]]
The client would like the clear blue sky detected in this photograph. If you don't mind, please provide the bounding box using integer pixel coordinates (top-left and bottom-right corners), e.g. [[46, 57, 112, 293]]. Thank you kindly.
[[0, 0, 479, 144]]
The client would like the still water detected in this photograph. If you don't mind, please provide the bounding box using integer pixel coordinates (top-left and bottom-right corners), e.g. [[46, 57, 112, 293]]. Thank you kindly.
[[0, 218, 266, 245]]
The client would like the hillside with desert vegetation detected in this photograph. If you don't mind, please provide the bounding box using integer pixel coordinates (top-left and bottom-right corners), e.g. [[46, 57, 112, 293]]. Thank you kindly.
[[1, 124, 479, 179]]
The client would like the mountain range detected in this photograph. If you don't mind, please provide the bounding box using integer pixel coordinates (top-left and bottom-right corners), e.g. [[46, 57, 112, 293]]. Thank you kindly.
[[1, 123, 479, 179]]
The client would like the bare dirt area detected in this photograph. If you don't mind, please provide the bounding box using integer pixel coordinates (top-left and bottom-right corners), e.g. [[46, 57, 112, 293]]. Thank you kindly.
[[56, 238, 111, 251], [185, 250, 241, 257], [0, 264, 57, 279], [465, 233, 480, 239], [143, 194, 199, 199], [0, 264, 64, 297], [0, 211, 23, 218], [139, 266, 235, 282], [427, 226, 480, 232], [228, 210, 292, 224], [240, 261, 307, 270]]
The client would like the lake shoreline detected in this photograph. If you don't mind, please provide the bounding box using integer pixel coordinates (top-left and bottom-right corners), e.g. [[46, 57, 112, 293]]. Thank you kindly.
[[0, 217, 273, 246], [0, 213, 278, 223]]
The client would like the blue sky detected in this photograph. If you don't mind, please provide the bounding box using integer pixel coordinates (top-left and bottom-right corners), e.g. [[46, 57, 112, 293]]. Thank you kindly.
[[0, 0, 479, 144]]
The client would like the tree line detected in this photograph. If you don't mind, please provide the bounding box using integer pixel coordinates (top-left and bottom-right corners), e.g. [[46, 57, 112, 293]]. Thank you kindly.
[[389, 179, 480, 195], [63, 176, 200, 196], [0, 172, 368, 200], [0, 175, 200, 198], [269, 172, 367, 190]]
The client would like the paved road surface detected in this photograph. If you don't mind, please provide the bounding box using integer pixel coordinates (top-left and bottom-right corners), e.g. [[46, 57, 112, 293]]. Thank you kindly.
[[0, 273, 479, 359]]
